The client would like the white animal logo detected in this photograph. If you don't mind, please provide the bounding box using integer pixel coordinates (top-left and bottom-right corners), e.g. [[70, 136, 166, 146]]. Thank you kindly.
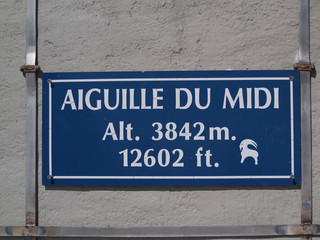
[[240, 139, 259, 165]]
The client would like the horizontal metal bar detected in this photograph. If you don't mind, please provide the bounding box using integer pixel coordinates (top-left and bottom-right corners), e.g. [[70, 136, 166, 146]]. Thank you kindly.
[[1, 225, 320, 238]]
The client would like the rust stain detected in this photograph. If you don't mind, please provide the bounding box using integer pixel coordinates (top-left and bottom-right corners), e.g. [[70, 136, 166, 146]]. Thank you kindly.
[[26, 215, 36, 227], [287, 224, 316, 236]]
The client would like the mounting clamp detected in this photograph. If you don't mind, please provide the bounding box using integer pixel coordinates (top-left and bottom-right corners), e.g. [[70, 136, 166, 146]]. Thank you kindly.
[[294, 63, 316, 77], [20, 65, 41, 73]]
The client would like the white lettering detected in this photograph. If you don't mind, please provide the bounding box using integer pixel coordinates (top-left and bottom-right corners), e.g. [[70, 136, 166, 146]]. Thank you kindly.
[[85, 88, 101, 110], [223, 88, 244, 109], [176, 88, 192, 109], [102, 122, 118, 140], [254, 87, 271, 109], [78, 89, 83, 110], [153, 89, 163, 109], [141, 88, 151, 109], [129, 89, 140, 109], [195, 88, 211, 110], [61, 89, 77, 110], [122, 89, 127, 109], [246, 88, 252, 109], [274, 88, 279, 109], [104, 89, 119, 110]]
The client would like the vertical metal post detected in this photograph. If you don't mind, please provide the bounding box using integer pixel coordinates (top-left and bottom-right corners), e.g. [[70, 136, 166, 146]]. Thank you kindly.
[[298, 0, 310, 64], [300, 69, 312, 223], [298, 1, 312, 240], [24, 0, 38, 230]]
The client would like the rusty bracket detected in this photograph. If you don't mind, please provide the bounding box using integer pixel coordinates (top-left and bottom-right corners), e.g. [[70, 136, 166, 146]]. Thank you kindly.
[[294, 63, 316, 78], [20, 65, 41, 73], [296, 224, 318, 236], [294, 63, 315, 71], [6, 226, 45, 237], [24, 226, 38, 237]]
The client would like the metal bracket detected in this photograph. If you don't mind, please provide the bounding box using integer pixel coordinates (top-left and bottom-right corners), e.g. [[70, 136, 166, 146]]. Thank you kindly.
[[294, 63, 316, 78], [299, 224, 315, 236], [20, 65, 41, 73]]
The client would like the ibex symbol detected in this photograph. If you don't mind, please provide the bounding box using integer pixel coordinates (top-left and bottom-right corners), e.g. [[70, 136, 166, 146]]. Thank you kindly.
[[240, 139, 259, 165]]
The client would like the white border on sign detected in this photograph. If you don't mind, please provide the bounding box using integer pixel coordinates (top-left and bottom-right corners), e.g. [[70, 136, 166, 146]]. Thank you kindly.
[[48, 77, 294, 181]]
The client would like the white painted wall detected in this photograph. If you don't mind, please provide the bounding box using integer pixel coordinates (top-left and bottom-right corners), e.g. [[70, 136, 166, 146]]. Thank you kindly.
[[1, 0, 320, 239]]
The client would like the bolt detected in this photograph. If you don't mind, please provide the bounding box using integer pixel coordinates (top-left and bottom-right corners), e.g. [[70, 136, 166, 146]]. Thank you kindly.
[[47, 79, 54, 88]]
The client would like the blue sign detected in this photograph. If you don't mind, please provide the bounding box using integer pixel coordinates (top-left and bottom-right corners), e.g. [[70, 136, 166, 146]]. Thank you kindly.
[[42, 70, 300, 186]]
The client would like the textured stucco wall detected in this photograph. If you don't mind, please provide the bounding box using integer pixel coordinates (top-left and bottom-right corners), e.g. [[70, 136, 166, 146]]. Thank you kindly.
[[1, 0, 320, 239]]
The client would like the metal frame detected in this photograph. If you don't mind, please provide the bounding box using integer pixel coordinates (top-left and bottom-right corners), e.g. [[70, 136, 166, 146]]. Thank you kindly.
[[0, 0, 316, 238]]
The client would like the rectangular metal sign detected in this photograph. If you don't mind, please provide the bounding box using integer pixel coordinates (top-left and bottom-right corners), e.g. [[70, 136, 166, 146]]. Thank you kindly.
[[42, 70, 300, 186]]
